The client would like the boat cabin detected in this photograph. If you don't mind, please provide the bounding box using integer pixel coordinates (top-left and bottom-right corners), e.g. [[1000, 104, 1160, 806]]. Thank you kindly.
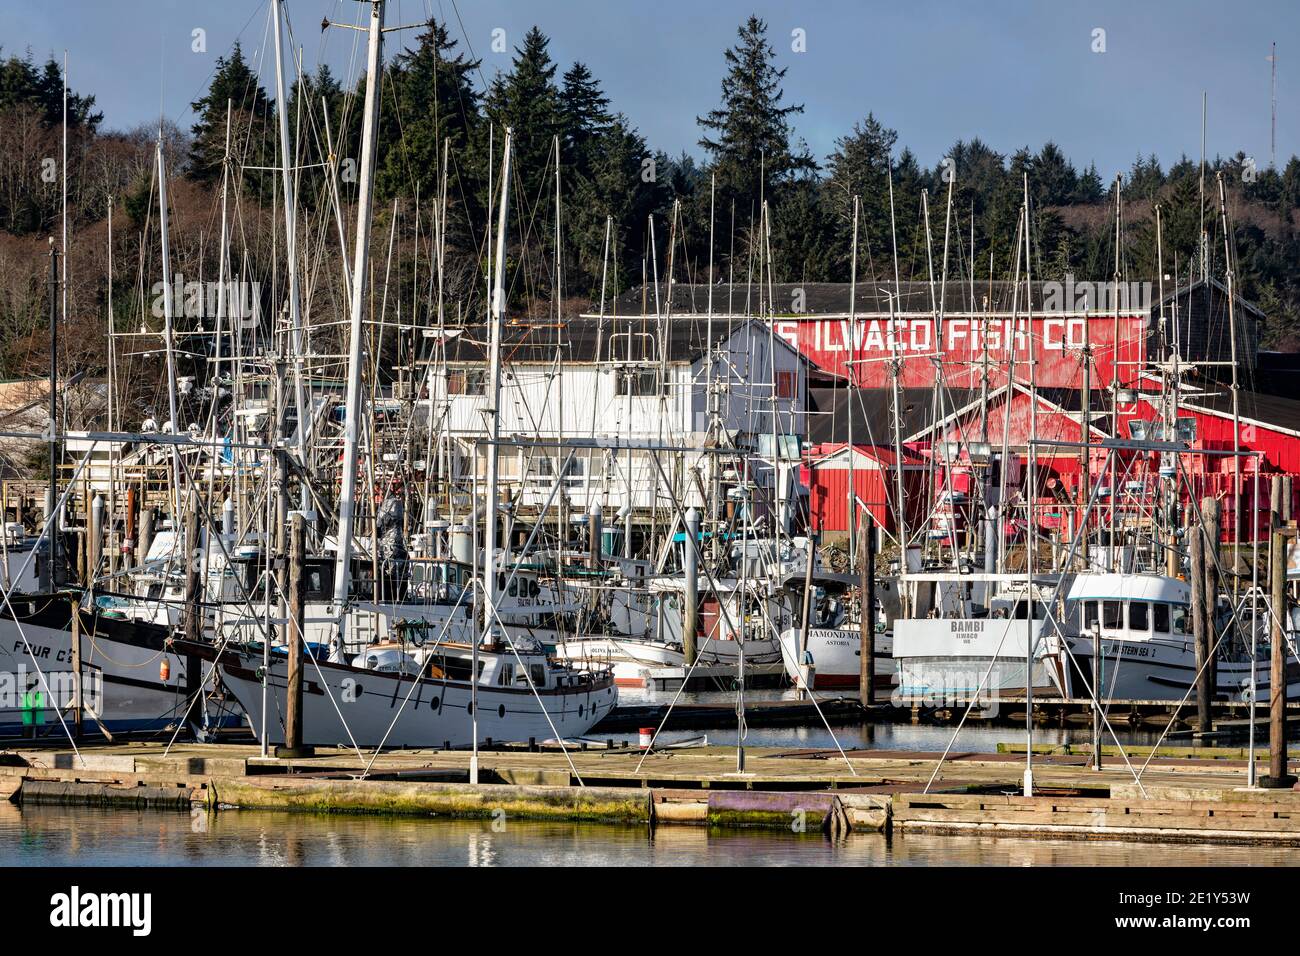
[[1065, 573, 1191, 643]]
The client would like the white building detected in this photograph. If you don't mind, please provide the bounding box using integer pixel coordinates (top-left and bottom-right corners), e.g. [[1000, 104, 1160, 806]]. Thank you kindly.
[[420, 316, 809, 517]]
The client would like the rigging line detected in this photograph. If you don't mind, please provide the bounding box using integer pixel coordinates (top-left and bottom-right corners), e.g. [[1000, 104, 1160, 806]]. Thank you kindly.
[[926, 447, 1151, 797], [0, 443, 100, 767], [159, 450, 367, 763]]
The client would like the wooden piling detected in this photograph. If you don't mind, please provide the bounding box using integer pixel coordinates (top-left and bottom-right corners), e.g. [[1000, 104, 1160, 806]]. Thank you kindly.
[[859, 514, 876, 705], [69, 595, 82, 739], [1202, 496, 1220, 707], [1263, 522, 1296, 787], [278, 512, 311, 758], [1190, 515, 1211, 734]]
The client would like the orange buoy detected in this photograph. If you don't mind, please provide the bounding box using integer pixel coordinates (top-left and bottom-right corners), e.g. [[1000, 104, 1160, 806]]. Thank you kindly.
[[159, 658, 171, 682]]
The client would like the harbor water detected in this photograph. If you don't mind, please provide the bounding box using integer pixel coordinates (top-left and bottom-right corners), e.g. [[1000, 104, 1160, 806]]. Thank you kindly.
[[3, 801, 1295, 867]]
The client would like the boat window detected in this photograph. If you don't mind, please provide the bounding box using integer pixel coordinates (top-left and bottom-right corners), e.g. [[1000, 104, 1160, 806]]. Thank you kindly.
[[1102, 601, 1123, 629], [1171, 605, 1189, 634], [1153, 602, 1170, 633], [1009, 600, 1044, 620], [530, 664, 546, 687], [508, 578, 518, 597], [1083, 601, 1099, 629], [1129, 601, 1149, 631]]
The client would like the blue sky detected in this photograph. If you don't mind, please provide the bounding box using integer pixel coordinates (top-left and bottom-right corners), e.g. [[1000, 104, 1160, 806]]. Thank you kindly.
[[3, 0, 1295, 178]]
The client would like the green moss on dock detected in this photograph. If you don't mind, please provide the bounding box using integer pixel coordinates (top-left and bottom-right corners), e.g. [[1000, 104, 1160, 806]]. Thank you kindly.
[[208, 779, 650, 824]]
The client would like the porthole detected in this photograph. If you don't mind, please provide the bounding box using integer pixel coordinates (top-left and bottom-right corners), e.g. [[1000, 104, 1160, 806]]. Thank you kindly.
[[466, 701, 473, 714], [579, 704, 585, 718], [497, 704, 505, 718], [431, 696, 440, 709]]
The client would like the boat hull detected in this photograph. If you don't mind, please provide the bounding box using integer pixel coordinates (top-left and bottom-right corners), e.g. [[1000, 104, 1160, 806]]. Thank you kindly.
[[201, 645, 617, 748], [776, 627, 896, 691], [0, 595, 222, 736], [1066, 637, 1300, 703]]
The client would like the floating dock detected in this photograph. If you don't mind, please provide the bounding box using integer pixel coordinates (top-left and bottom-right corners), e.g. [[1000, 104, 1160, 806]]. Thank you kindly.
[[5, 740, 1300, 845]]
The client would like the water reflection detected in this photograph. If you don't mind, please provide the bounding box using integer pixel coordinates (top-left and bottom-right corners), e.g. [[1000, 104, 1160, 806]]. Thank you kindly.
[[2, 803, 1294, 867], [614, 687, 1182, 752]]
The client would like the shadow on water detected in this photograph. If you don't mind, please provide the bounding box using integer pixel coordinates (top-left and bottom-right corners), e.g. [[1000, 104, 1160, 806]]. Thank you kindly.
[[2, 802, 1295, 867]]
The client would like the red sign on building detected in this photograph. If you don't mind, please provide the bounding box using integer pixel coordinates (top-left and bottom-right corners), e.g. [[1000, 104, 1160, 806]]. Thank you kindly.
[[771, 314, 1147, 389]]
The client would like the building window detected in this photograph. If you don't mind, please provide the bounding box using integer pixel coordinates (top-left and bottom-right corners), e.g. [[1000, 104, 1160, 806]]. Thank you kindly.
[[617, 368, 661, 397], [447, 368, 486, 395], [775, 369, 797, 399]]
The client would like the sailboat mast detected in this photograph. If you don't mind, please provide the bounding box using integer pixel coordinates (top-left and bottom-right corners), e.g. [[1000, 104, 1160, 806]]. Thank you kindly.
[[331, 0, 386, 657], [156, 136, 184, 519], [272, 0, 311, 507], [1216, 172, 1243, 599], [482, 128, 513, 646]]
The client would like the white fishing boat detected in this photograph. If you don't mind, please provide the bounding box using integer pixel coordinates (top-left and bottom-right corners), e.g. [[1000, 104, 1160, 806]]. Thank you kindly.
[[182, 631, 616, 748], [1056, 572, 1300, 702], [891, 576, 1069, 704], [0, 593, 235, 736], [776, 625, 894, 691]]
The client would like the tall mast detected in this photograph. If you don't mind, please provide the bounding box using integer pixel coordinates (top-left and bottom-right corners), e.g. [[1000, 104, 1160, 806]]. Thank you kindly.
[[887, 167, 907, 596], [156, 135, 183, 520], [331, 0, 385, 659], [1216, 171, 1243, 600], [1270, 42, 1277, 170], [1110, 175, 1122, 559], [1021, 173, 1037, 798], [847, 196, 859, 569], [482, 128, 513, 648], [272, 0, 311, 508], [1199, 91, 1208, 281]]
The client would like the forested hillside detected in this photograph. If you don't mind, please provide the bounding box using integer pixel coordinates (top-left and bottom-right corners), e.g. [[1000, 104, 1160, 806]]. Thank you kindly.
[[2, 14, 1299, 402]]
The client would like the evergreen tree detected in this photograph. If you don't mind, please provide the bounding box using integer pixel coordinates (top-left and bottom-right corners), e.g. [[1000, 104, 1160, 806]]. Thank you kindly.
[[1031, 142, 1077, 206], [485, 26, 563, 213], [377, 20, 483, 203], [568, 115, 662, 293], [697, 16, 814, 216], [1075, 162, 1104, 202], [0, 52, 100, 130], [558, 61, 611, 170], [188, 42, 274, 187], [824, 114, 897, 278]]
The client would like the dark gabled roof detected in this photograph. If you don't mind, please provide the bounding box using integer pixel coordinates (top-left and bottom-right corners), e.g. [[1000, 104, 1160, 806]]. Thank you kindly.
[[606, 281, 1148, 318], [808, 385, 983, 446], [1155, 276, 1268, 320], [433, 315, 800, 366]]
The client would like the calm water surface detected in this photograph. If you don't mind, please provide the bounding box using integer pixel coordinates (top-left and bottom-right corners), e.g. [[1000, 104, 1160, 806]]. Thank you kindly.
[[613, 687, 1191, 752], [3, 803, 1295, 867]]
